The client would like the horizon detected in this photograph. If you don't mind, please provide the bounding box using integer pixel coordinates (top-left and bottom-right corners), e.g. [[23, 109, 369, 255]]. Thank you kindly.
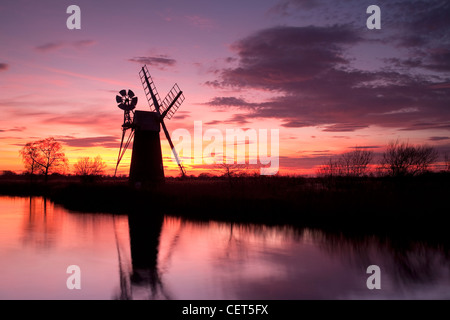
[[1, 1, 449, 177]]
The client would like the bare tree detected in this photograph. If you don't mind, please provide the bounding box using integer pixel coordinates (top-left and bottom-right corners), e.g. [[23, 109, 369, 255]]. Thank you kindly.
[[216, 163, 248, 177], [380, 140, 438, 176], [316, 158, 340, 178], [74, 155, 107, 177], [36, 137, 69, 180], [317, 149, 373, 178], [338, 149, 373, 177], [215, 162, 248, 187], [19, 141, 41, 178], [20, 137, 68, 181]]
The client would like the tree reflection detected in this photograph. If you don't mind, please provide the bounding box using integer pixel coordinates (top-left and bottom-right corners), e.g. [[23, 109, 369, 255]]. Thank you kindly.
[[311, 228, 450, 286], [21, 196, 59, 249]]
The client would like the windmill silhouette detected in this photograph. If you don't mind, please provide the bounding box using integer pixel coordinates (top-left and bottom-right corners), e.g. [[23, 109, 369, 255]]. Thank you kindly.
[[114, 89, 137, 177], [114, 65, 186, 185]]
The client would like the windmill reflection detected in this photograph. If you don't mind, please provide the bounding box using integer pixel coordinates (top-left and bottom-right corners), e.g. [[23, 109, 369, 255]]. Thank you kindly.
[[114, 212, 171, 300]]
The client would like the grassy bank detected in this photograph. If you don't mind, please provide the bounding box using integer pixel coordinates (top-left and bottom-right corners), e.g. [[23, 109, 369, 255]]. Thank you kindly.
[[0, 173, 449, 236]]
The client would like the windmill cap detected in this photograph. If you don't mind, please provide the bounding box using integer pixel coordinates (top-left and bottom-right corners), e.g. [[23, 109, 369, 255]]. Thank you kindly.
[[133, 110, 160, 132]]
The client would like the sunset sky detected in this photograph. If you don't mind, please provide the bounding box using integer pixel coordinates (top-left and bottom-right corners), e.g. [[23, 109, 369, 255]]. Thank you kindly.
[[1, 0, 449, 176]]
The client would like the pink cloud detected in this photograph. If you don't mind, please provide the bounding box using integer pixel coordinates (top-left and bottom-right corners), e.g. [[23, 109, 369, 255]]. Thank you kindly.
[[205, 25, 450, 132], [0, 63, 9, 71], [35, 40, 97, 52]]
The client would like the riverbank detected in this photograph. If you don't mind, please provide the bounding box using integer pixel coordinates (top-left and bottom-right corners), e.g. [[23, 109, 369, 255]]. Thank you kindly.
[[0, 173, 449, 237]]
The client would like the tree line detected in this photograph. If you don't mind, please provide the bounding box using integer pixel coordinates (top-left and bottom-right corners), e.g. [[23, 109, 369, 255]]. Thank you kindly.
[[317, 140, 449, 178], [19, 137, 107, 181], [16, 137, 450, 181]]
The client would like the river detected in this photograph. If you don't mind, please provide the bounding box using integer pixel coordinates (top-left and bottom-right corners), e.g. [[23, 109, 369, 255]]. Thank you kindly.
[[0, 196, 449, 300]]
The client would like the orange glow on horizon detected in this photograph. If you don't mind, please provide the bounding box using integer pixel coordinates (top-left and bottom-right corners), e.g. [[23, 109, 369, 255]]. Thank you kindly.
[[2, 121, 448, 178]]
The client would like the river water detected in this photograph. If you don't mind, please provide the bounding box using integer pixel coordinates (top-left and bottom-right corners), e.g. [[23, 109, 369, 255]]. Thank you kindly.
[[0, 196, 449, 300]]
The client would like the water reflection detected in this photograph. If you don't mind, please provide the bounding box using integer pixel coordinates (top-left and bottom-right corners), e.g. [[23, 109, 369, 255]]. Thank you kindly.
[[114, 212, 171, 300], [142, 218, 450, 299], [314, 230, 450, 288], [1, 196, 450, 299], [21, 197, 61, 249], [0, 196, 129, 299]]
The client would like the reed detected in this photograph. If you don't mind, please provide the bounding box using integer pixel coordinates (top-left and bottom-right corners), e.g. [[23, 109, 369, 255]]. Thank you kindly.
[[0, 173, 448, 235]]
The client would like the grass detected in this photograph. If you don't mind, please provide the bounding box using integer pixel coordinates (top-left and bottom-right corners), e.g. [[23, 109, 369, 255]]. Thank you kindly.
[[0, 172, 449, 237]]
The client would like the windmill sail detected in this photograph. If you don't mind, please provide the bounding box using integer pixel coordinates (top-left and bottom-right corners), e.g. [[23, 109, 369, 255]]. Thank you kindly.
[[139, 66, 162, 113], [160, 119, 186, 177], [160, 84, 184, 120], [139, 65, 186, 177]]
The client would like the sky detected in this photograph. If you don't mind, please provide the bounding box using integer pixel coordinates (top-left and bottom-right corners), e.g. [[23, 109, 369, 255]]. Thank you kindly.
[[0, 0, 449, 176]]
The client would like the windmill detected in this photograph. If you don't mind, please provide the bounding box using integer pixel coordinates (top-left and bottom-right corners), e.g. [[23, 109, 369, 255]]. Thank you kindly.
[[114, 89, 137, 177], [114, 65, 186, 186]]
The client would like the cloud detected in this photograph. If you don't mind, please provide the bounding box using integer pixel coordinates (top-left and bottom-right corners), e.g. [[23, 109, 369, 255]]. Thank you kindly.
[[212, 25, 361, 91], [205, 114, 250, 126], [281, 120, 315, 128], [0, 126, 26, 133], [351, 145, 381, 149], [388, 48, 450, 73], [321, 124, 369, 132], [0, 63, 9, 71], [377, 107, 419, 115], [35, 42, 65, 52], [268, 0, 321, 16], [227, 114, 250, 125], [205, 24, 450, 132], [41, 112, 119, 131], [204, 120, 222, 125], [59, 136, 119, 148], [387, 2, 450, 73], [429, 136, 449, 141], [428, 82, 450, 89], [207, 97, 257, 108], [128, 56, 176, 69], [35, 40, 96, 52], [400, 122, 450, 131], [394, 1, 450, 48], [425, 48, 450, 71], [171, 111, 191, 120], [73, 40, 96, 47]]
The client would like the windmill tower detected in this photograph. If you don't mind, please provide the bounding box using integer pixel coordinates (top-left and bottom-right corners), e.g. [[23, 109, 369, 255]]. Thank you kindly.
[[114, 65, 186, 187]]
